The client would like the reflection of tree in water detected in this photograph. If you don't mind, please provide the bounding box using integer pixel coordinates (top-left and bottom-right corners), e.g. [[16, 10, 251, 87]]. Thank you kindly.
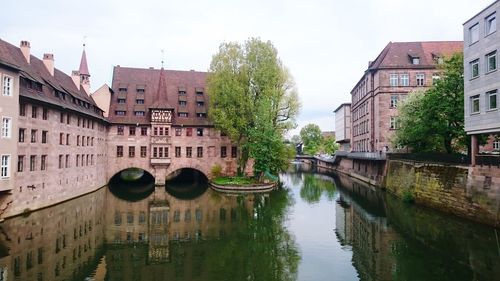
[[300, 174, 336, 203], [200, 187, 300, 281]]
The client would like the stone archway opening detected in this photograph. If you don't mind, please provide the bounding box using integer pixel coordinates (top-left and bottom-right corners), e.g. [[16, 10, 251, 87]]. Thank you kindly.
[[165, 168, 209, 200], [108, 168, 155, 202]]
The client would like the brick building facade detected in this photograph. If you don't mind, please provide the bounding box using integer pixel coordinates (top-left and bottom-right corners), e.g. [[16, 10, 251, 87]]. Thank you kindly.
[[350, 41, 463, 153]]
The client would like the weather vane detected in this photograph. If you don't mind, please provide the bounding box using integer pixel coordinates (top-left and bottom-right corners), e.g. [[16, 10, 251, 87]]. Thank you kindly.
[[83, 35, 87, 48], [161, 49, 165, 68]]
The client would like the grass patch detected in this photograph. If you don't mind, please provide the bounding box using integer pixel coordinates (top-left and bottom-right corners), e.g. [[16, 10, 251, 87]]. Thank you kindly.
[[212, 176, 259, 186]]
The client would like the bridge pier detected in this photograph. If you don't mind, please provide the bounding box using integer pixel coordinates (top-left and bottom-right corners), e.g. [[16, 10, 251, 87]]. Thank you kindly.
[[153, 167, 168, 186]]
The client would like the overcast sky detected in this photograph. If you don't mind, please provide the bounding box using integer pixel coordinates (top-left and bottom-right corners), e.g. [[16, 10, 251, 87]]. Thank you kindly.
[[1, 0, 494, 136]]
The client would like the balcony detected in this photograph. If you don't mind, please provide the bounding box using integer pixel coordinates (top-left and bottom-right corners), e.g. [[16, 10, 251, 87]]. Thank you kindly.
[[150, 158, 171, 165]]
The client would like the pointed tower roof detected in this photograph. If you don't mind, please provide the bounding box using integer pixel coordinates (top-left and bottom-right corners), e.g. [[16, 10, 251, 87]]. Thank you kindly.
[[79, 45, 90, 76], [150, 67, 174, 109]]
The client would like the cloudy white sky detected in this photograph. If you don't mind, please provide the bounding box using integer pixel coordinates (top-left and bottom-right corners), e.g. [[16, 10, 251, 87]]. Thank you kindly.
[[1, 0, 494, 136]]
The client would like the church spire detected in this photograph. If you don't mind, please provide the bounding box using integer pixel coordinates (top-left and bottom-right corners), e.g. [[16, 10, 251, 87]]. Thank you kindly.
[[79, 42, 91, 94]]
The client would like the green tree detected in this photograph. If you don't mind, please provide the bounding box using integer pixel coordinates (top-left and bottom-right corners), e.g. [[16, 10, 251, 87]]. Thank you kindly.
[[208, 38, 300, 177], [393, 53, 467, 153], [300, 124, 322, 155], [290, 135, 301, 145], [320, 135, 339, 155]]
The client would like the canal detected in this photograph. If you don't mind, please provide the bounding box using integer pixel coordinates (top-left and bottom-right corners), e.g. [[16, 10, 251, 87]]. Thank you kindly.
[[0, 164, 499, 280]]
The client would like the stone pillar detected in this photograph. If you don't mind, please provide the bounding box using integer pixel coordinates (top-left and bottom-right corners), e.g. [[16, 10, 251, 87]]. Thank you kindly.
[[471, 134, 478, 167], [153, 167, 167, 186]]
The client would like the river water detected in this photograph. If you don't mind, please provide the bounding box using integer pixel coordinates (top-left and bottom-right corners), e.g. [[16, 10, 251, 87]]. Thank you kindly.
[[0, 164, 499, 281]]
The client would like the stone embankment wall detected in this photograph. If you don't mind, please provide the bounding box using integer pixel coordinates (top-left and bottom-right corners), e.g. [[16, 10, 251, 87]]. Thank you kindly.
[[385, 160, 500, 227]]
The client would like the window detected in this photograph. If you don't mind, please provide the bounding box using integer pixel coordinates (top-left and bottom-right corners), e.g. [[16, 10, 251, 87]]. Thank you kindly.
[[432, 73, 441, 85], [470, 23, 479, 44], [231, 146, 237, 158], [66, 134, 69, 145], [31, 129, 37, 143], [390, 95, 398, 108], [197, 101, 204, 107], [117, 98, 126, 104], [197, 113, 207, 118], [416, 73, 425, 86], [400, 74, 409, 86], [66, 114, 70, 124], [470, 59, 479, 79], [197, 147, 203, 158], [389, 74, 398, 86], [115, 111, 126, 116], [486, 51, 497, 73], [76, 155, 80, 167], [186, 128, 193, 136], [41, 155, 47, 170], [487, 90, 498, 110], [134, 111, 145, 116], [140, 146, 147, 157], [1, 155, 10, 178], [19, 128, 25, 142], [175, 147, 181, 157], [494, 139, 500, 150], [196, 90, 203, 95], [129, 126, 136, 136], [197, 128, 203, 136], [1, 117, 11, 138], [59, 133, 64, 145], [65, 154, 69, 168], [117, 125, 124, 135], [117, 146, 123, 157], [411, 57, 420, 65], [221, 146, 227, 158], [390, 117, 398, 130], [164, 147, 169, 157], [118, 87, 127, 92], [159, 127, 164, 135], [471, 95, 480, 113], [42, 108, 48, 120], [178, 90, 186, 95], [179, 101, 187, 107], [42, 131, 47, 143], [136, 99, 144, 104], [20, 104, 26, 116], [486, 13, 496, 35], [153, 147, 158, 158], [2, 75, 13, 96], [31, 106, 37, 118], [17, 155, 24, 172], [129, 146, 135, 157], [186, 147, 192, 158], [58, 155, 63, 169], [178, 112, 188, 117], [140, 126, 147, 136], [60, 112, 64, 123], [175, 128, 182, 136], [30, 155, 36, 171]]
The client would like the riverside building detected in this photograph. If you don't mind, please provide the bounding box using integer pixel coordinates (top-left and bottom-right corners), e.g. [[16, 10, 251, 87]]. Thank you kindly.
[[0, 38, 242, 219], [463, 0, 500, 165]]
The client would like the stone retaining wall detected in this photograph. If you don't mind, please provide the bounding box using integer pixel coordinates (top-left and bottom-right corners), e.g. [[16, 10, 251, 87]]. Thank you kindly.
[[385, 160, 500, 227]]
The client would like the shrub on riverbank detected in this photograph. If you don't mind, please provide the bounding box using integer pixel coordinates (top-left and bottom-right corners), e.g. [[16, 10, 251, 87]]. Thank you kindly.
[[212, 176, 260, 186]]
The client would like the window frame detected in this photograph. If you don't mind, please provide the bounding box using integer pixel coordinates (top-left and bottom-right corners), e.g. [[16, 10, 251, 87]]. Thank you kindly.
[[416, 73, 425, 86], [471, 94, 480, 114], [470, 59, 480, 79], [2, 75, 13, 97], [486, 51, 497, 73], [400, 74, 409, 86], [1, 117, 12, 138], [487, 90, 498, 110], [470, 23, 479, 44], [389, 74, 398, 87], [485, 12, 497, 36], [1, 155, 10, 178]]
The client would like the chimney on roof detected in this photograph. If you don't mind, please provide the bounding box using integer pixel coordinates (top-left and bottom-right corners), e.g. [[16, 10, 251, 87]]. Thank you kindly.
[[43, 53, 54, 76], [71, 70, 80, 90], [20, 41, 31, 64]]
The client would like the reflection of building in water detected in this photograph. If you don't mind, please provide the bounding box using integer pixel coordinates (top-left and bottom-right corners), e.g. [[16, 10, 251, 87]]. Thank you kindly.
[[334, 174, 398, 281], [0, 188, 106, 281], [103, 185, 256, 280]]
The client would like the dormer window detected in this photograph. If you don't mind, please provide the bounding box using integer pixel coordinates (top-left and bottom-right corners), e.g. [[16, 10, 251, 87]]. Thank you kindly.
[[412, 57, 420, 65]]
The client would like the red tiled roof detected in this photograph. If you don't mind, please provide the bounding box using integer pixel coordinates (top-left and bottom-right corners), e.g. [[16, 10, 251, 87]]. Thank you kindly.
[[368, 41, 463, 70], [109, 66, 210, 126], [0, 38, 104, 121]]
